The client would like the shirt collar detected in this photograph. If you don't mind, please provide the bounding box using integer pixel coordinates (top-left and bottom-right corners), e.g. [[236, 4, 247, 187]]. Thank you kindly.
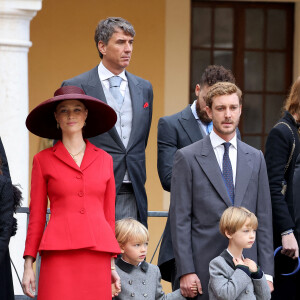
[[115, 257, 148, 274], [210, 129, 237, 150], [191, 100, 199, 120], [98, 62, 127, 81]]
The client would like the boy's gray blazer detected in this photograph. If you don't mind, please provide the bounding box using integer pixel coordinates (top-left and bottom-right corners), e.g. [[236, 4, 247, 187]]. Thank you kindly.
[[208, 251, 271, 300], [115, 258, 186, 300]]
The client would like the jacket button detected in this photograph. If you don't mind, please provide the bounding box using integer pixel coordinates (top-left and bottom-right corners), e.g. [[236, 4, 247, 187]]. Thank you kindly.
[[142, 280, 146, 285], [131, 292, 135, 297], [80, 208, 85, 214], [78, 191, 84, 197], [76, 175, 82, 179], [128, 280, 133, 285], [143, 293, 148, 297], [245, 290, 249, 294]]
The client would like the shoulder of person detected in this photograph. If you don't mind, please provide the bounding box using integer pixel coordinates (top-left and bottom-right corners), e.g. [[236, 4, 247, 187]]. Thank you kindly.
[[63, 66, 97, 85]]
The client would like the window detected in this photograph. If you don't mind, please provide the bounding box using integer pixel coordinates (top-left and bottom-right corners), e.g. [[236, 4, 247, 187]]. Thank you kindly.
[[191, 1, 294, 150]]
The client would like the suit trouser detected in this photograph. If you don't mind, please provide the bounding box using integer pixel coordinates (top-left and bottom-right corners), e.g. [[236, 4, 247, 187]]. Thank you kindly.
[[115, 183, 137, 221]]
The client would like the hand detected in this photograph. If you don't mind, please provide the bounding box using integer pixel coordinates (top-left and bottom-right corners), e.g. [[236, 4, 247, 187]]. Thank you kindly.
[[267, 281, 274, 293], [112, 282, 121, 297], [243, 258, 258, 273], [233, 257, 245, 266], [180, 273, 202, 298], [282, 233, 299, 259], [22, 256, 36, 298], [190, 282, 198, 296], [111, 269, 121, 297]]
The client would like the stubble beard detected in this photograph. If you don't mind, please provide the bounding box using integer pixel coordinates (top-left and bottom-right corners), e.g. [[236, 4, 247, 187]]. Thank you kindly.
[[196, 101, 211, 124]]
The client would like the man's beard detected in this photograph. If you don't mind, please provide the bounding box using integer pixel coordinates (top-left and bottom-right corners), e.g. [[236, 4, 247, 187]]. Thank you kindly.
[[196, 101, 211, 124]]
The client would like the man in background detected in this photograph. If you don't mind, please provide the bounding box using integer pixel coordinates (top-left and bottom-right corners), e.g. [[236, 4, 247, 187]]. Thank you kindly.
[[157, 65, 236, 289], [62, 17, 153, 227]]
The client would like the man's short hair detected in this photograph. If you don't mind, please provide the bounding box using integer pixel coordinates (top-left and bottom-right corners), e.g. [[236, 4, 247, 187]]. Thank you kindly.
[[205, 82, 242, 108], [219, 206, 258, 237], [115, 218, 149, 247], [94, 17, 135, 59], [200, 65, 235, 88]]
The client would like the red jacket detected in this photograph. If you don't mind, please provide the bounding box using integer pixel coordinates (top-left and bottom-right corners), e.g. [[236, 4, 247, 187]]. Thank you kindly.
[[24, 140, 120, 258]]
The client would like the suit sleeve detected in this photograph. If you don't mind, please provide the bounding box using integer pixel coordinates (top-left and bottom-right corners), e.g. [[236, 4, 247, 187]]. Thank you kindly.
[[0, 178, 14, 264], [157, 117, 179, 192], [255, 151, 274, 276], [208, 258, 251, 300], [24, 155, 48, 259], [265, 126, 295, 233], [103, 155, 116, 233], [154, 265, 185, 300], [170, 149, 195, 278]]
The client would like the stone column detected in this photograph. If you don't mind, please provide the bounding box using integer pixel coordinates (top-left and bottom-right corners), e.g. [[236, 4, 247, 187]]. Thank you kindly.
[[0, 0, 42, 295]]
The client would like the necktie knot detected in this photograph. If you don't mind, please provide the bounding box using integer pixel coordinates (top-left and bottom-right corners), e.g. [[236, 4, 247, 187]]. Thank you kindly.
[[223, 142, 231, 153], [108, 76, 122, 88]]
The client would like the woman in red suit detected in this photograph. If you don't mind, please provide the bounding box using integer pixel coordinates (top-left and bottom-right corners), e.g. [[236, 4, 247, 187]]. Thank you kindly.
[[22, 86, 121, 299]]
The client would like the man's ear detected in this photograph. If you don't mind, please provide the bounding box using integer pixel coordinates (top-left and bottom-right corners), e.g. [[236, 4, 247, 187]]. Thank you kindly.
[[205, 106, 212, 120], [195, 84, 201, 97], [98, 41, 106, 57]]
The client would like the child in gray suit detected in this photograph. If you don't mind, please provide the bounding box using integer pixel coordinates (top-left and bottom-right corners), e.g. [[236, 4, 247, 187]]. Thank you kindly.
[[113, 218, 197, 299], [208, 207, 271, 300]]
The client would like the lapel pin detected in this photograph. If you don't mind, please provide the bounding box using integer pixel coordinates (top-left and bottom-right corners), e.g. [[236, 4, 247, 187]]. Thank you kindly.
[[143, 102, 149, 108]]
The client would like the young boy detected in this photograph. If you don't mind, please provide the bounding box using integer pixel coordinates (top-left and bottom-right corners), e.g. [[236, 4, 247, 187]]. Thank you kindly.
[[208, 207, 271, 300], [113, 218, 197, 299]]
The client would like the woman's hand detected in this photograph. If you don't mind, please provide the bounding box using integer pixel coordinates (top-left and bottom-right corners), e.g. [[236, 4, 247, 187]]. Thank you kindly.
[[22, 256, 36, 298], [111, 269, 121, 297]]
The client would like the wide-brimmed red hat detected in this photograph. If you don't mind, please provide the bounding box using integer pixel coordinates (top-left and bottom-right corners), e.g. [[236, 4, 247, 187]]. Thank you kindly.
[[26, 86, 117, 139]]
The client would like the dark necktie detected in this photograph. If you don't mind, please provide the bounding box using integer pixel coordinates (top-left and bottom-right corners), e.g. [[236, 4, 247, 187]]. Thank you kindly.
[[222, 142, 234, 204], [108, 76, 124, 107]]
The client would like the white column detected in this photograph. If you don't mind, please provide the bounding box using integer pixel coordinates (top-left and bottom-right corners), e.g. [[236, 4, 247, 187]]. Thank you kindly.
[[0, 0, 42, 295]]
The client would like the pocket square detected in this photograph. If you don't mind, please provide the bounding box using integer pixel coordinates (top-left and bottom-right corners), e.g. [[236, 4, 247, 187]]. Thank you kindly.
[[144, 102, 149, 108]]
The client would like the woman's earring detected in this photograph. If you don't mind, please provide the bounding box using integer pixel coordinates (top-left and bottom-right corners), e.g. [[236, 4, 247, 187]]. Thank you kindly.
[[84, 122, 86, 127], [57, 123, 60, 129]]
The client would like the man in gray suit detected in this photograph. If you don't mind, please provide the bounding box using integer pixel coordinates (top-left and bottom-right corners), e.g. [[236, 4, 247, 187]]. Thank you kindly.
[[170, 82, 274, 299], [62, 17, 153, 227], [157, 65, 236, 289]]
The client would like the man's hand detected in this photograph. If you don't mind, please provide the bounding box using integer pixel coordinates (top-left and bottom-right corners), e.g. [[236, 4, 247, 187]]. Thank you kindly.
[[180, 273, 202, 298], [267, 281, 274, 293], [281, 233, 299, 259]]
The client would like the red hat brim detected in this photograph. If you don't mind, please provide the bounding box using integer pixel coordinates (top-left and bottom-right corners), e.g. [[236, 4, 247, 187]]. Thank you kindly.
[[26, 93, 117, 139]]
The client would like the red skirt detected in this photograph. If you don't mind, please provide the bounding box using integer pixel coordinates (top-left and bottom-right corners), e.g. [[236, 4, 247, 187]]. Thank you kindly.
[[37, 249, 111, 300]]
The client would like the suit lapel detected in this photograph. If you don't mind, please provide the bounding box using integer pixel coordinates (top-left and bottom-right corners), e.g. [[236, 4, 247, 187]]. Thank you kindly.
[[195, 136, 232, 207], [179, 106, 203, 144], [80, 140, 100, 171], [53, 141, 80, 172], [83, 66, 125, 151], [126, 71, 142, 151], [234, 140, 253, 207]]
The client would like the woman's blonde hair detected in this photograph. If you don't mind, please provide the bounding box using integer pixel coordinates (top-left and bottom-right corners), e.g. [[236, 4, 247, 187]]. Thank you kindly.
[[115, 218, 149, 246], [219, 206, 258, 237], [284, 77, 300, 119]]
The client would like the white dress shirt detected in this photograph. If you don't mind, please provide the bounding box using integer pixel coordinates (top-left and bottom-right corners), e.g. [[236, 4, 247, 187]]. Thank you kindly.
[[209, 129, 237, 186], [98, 62, 128, 97]]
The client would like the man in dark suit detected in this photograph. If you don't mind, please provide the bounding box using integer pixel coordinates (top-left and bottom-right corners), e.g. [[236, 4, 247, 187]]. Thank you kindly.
[[157, 65, 236, 289], [170, 82, 274, 299], [62, 17, 153, 227]]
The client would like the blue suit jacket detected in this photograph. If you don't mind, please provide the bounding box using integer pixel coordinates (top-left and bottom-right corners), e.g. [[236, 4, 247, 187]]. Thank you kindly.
[[62, 66, 153, 226]]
